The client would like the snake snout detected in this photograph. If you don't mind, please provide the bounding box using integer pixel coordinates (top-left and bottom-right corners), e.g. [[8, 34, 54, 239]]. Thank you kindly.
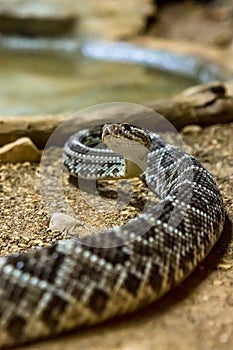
[[102, 123, 123, 141]]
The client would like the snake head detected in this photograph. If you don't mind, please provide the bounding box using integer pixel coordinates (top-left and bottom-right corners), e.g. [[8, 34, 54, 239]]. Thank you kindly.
[[102, 123, 152, 173], [102, 123, 151, 147]]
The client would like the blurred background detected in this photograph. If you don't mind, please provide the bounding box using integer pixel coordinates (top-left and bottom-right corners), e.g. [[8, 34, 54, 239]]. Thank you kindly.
[[0, 0, 232, 115]]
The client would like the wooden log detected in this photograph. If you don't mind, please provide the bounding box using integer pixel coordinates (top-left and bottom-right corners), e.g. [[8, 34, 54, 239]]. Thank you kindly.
[[147, 81, 233, 129], [0, 81, 233, 148]]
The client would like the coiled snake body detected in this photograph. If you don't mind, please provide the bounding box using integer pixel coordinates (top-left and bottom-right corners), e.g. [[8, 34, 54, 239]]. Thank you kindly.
[[0, 123, 225, 348]]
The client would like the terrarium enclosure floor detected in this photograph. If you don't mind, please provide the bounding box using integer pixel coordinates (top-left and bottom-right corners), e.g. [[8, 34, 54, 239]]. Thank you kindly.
[[0, 122, 233, 350]]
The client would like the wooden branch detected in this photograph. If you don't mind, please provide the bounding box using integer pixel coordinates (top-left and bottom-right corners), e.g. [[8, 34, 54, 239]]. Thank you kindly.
[[0, 81, 233, 148], [147, 81, 233, 129]]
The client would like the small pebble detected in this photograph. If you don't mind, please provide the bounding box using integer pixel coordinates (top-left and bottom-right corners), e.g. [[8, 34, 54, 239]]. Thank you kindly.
[[181, 124, 202, 135]]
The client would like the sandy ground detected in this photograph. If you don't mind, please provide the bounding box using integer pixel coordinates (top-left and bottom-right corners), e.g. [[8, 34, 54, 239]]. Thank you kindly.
[[0, 121, 232, 350]]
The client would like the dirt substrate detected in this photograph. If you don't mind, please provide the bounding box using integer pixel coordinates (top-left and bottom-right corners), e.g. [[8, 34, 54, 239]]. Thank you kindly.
[[0, 122, 232, 350]]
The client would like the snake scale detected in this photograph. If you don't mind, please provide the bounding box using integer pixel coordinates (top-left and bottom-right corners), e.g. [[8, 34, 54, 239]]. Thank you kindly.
[[0, 123, 225, 348]]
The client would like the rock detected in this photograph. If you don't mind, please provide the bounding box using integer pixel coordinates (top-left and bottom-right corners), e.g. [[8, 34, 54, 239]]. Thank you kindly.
[[49, 213, 77, 232], [0, 0, 77, 37], [150, 1, 233, 49], [49, 213, 81, 235], [0, 114, 68, 148], [76, 0, 156, 39], [0, 137, 41, 163], [49, 212, 99, 238], [181, 125, 202, 135], [0, 0, 156, 39]]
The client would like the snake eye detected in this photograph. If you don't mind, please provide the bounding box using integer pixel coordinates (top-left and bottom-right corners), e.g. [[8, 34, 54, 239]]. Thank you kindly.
[[123, 123, 131, 132]]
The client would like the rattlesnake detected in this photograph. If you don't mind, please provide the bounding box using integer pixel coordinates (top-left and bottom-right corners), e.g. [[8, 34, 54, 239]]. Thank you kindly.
[[0, 123, 225, 348]]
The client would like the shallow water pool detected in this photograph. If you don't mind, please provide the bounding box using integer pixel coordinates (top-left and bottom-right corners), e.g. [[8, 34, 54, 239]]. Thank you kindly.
[[0, 49, 198, 115]]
